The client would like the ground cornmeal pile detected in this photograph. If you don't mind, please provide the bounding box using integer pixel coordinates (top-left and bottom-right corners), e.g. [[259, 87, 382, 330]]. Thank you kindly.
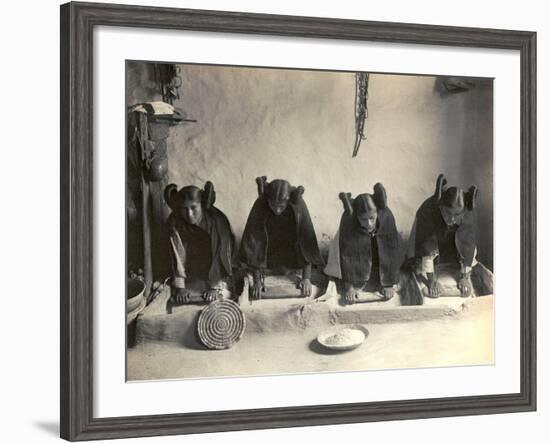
[[324, 329, 364, 346]]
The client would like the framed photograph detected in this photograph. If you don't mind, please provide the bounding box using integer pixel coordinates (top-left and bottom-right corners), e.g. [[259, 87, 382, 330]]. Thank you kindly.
[[60, 1, 536, 441]]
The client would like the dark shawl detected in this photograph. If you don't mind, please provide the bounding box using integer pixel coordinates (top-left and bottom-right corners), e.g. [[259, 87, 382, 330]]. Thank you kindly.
[[413, 195, 476, 267], [238, 196, 324, 269], [339, 206, 400, 285], [169, 207, 235, 283]]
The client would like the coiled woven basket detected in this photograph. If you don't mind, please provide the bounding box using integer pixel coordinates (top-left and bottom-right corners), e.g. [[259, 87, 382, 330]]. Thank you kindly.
[[197, 299, 245, 350]]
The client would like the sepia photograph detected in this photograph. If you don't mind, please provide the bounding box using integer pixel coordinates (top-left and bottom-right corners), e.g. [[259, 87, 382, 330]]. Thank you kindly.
[[126, 60, 494, 381]]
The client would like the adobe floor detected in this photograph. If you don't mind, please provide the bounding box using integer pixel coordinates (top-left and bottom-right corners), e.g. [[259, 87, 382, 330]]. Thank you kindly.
[[127, 294, 494, 381]]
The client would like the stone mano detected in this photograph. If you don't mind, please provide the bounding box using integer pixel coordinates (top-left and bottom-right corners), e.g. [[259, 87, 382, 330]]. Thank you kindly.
[[134, 282, 469, 345]]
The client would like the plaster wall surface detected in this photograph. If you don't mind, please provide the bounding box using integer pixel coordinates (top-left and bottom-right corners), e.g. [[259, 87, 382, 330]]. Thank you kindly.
[[127, 63, 494, 269]]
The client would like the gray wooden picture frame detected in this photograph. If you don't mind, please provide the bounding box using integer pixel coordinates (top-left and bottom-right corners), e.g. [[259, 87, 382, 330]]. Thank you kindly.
[[60, 1, 537, 441]]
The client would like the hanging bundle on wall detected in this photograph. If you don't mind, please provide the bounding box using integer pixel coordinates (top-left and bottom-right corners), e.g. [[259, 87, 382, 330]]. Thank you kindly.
[[442, 76, 475, 94], [153, 63, 183, 104], [353, 72, 370, 157]]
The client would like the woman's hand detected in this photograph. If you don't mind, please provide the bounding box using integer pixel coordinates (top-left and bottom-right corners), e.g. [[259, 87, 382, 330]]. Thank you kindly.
[[382, 286, 395, 301], [202, 288, 220, 303], [426, 273, 442, 298], [252, 280, 263, 299], [343, 283, 358, 305], [172, 287, 190, 305], [251, 270, 264, 300], [300, 278, 312, 297], [458, 273, 474, 297]]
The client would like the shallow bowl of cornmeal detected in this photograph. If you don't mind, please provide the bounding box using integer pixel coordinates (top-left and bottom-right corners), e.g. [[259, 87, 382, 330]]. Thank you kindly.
[[317, 325, 369, 351]]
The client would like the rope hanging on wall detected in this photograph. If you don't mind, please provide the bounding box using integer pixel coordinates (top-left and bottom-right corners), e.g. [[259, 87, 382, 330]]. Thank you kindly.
[[353, 72, 370, 157]]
